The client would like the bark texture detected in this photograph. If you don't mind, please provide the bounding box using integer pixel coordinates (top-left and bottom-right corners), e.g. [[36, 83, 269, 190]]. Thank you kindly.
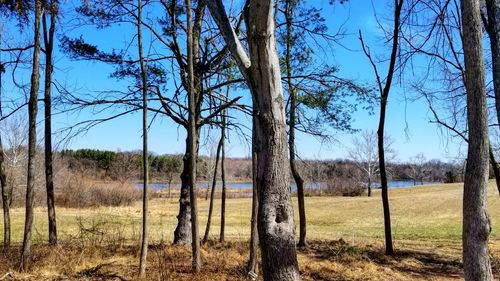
[[20, 0, 42, 271], [207, 0, 300, 279], [42, 0, 57, 246], [172, 0, 206, 246], [461, 0, 494, 280], [185, 0, 201, 272], [246, 1, 300, 279]]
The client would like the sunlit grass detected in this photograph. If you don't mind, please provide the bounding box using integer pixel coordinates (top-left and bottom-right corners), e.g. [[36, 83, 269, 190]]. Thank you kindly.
[[2, 181, 499, 247]]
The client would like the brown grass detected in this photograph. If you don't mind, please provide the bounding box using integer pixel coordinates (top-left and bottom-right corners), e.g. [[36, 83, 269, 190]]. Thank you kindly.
[[0, 182, 499, 280]]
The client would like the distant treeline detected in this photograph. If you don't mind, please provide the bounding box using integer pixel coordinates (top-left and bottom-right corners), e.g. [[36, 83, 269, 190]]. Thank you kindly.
[[60, 149, 465, 185]]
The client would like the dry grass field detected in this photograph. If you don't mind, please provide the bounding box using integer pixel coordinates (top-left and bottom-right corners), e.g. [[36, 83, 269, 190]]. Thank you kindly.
[[0, 182, 499, 280]]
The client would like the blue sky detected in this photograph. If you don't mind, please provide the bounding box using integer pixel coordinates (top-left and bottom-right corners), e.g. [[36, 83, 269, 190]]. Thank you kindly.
[[0, 0, 465, 162]]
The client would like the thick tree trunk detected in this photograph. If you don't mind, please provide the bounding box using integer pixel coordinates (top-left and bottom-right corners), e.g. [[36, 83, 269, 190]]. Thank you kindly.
[[219, 113, 227, 243], [284, 0, 306, 248], [203, 131, 223, 243], [207, 0, 300, 279], [20, 0, 42, 271], [246, 1, 300, 279], [173, 133, 193, 245], [42, 0, 57, 246], [137, 0, 149, 276], [461, 0, 494, 280]]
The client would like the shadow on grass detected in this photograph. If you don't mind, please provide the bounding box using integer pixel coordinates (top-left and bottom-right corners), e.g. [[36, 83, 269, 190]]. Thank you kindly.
[[299, 239, 464, 280]]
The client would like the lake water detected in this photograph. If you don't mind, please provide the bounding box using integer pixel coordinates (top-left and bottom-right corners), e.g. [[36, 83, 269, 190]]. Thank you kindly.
[[137, 180, 441, 191]]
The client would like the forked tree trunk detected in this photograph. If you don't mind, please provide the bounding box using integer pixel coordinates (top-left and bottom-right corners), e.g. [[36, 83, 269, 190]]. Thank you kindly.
[[20, 0, 42, 271], [137, 0, 149, 276], [42, 0, 57, 246], [207, 0, 300, 279], [219, 112, 227, 243], [203, 130, 223, 243], [461, 0, 494, 280], [246, 1, 299, 279]]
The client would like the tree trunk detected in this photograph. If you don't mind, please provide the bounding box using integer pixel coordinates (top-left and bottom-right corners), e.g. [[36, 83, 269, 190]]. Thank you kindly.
[[485, 0, 500, 196], [373, 0, 403, 256], [20, 0, 42, 271], [246, 1, 300, 279], [0, 132, 9, 249], [185, 0, 201, 272], [219, 112, 227, 243], [284, 0, 306, 248], [137, 0, 149, 276], [367, 178, 372, 197], [247, 119, 259, 275], [42, 0, 57, 246], [207, 0, 300, 279], [461, 0, 494, 279], [173, 147, 192, 245], [378, 102, 393, 255], [203, 130, 223, 243], [0, 33, 10, 250], [489, 146, 500, 195]]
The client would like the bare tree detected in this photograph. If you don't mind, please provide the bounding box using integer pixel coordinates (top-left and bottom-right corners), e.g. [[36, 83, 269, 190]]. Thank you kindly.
[[19, 0, 41, 270], [42, 0, 57, 246], [409, 153, 428, 185], [460, 0, 494, 279], [359, 0, 403, 255], [207, 0, 300, 279], [348, 130, 377, 197]]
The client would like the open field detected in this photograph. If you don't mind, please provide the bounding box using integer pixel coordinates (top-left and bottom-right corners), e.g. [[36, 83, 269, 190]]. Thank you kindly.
[[0, 182, 499, 280]]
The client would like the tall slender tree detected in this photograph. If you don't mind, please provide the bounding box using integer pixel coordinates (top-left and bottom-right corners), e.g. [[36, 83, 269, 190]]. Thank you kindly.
[[137, 0, 149, 276], [283, 0, 306, 247], [0, 29, 10, 249], [461, 0, 494, 279], [42, 0, 57, 246], [19, 0, 42, 270], [185, 0, 201, 272], [219, 106, 227, 243], [359, 0, 403, 255]]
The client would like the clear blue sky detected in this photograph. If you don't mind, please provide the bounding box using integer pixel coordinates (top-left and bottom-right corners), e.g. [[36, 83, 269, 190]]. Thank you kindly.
[[0, 0, 465, 162]]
